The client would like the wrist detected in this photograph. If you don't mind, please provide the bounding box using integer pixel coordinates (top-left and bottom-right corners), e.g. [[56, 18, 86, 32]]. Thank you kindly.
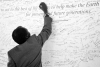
[[44, 13, 50, 17]]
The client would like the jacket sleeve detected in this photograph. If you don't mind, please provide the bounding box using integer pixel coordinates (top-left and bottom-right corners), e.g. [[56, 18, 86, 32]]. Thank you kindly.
[[7, 52, 16, 67], [36, 16, 52, 46]]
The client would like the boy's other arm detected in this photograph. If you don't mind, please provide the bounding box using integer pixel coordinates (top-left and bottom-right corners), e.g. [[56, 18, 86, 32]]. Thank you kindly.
[[37, 16, 52, 46], [7, 53, 16, 67]]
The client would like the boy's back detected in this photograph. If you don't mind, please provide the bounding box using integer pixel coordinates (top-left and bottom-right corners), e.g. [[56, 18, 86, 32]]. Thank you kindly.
[[8, 34, 41, 67]]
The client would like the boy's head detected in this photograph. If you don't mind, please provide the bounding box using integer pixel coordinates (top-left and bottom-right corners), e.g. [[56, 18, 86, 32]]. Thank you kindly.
[[12, 26, 30, 44]]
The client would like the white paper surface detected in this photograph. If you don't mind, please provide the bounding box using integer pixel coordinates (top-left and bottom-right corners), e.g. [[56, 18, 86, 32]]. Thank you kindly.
[[0, 0, 100, 67]]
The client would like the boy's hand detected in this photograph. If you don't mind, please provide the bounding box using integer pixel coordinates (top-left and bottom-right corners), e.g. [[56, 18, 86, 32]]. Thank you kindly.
[[39, 2, 48, 14]]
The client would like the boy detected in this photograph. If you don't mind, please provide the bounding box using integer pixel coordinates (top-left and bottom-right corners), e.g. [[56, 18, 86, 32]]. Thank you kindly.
[[7, 2, 52, 67]]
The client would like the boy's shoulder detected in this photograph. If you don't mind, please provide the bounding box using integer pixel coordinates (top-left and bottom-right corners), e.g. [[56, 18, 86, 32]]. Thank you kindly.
[[8, 45, 19, 55]]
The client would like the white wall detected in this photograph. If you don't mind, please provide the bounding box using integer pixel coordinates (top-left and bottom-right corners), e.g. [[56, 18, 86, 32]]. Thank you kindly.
[[0, 0, 100, 67]]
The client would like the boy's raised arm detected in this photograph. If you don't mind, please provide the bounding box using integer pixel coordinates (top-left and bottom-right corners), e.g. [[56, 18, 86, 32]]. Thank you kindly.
[[37, 2, 52, 46], [37, 16, 52, 46]]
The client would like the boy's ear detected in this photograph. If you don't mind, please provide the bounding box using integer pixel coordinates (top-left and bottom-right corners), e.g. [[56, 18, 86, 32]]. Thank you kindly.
[[26, 32, 30, 39]]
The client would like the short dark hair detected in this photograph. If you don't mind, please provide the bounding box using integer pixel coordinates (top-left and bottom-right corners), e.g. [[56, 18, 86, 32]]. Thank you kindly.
[[12, 26, 30, 44]]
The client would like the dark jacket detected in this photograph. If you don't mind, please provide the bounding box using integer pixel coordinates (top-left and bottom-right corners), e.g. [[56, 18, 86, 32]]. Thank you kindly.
[[7, 17, 52, 67]]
